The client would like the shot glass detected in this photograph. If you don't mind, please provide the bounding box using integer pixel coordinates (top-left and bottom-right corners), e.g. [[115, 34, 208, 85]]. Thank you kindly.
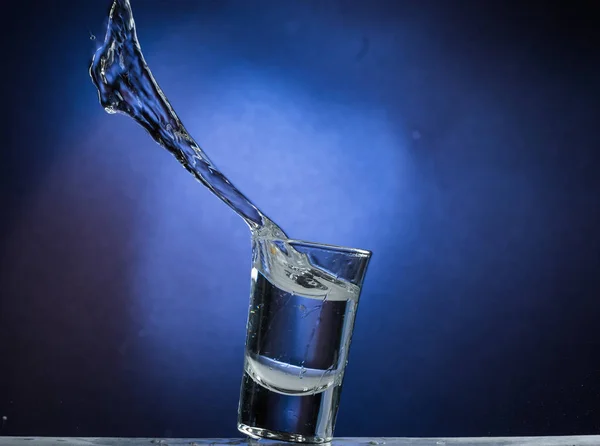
[[238, 235, 371, 443]]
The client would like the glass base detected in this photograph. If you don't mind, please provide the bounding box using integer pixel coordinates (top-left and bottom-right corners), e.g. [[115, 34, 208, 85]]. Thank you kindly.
[[238, 423, 332, 444]]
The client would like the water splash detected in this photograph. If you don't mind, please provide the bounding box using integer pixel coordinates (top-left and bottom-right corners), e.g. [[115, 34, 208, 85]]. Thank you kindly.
[[89, 0, 365, 299], [89, 0, 286, 240]]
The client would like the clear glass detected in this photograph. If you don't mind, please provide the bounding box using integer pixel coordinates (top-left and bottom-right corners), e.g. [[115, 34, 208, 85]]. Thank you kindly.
[[238, 235, 372, 443]]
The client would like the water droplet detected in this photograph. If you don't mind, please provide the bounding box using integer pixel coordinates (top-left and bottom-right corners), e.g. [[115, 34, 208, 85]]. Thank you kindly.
[[299, 366, 306, 379]]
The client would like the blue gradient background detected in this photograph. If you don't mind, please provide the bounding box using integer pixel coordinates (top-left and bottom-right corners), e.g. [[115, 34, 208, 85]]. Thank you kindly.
[[1, 0, 599, 439]]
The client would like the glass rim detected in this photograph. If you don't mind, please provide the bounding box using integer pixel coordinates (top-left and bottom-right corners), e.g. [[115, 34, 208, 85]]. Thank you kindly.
[[254, 235, 372, 258]]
